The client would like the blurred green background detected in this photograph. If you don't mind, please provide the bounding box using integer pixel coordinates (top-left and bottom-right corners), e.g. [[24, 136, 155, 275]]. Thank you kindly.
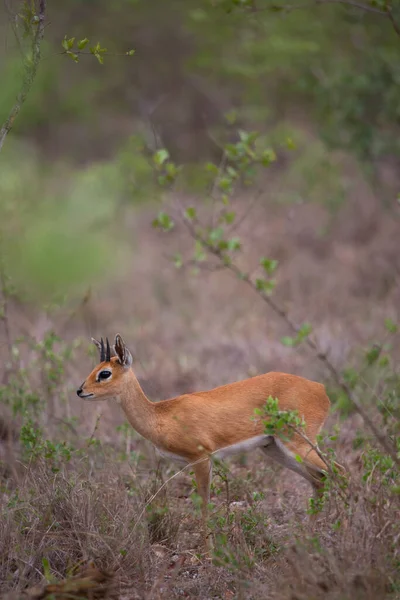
[[0, 0, 399, 302]]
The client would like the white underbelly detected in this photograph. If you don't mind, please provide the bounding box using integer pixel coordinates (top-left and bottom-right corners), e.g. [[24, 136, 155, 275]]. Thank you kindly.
[[155, 434, 272, 465], [155, 446, 189, 464], [213, 435, 273, 459]]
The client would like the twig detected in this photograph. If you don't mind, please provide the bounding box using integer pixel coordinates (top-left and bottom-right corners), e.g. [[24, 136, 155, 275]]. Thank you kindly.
[[55, 50, 134, 59], [0, 0, 47, 152], [387, 5, 400, 38], [253, 0, 386, 16], [318, 0, 387, 16], [226, 189, 262, 235]]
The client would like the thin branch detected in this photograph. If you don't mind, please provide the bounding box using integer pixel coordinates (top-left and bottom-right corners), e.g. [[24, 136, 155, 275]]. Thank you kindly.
[[387, 5, 400, 38], [226, 189, 262, 235], [181, 215, 400, 467], [55, 50, 134, 59], [251, 0, 400, 38], [252, 0, 386, 15], [318, 0, 387, 16], [0, 0, 47, 152]]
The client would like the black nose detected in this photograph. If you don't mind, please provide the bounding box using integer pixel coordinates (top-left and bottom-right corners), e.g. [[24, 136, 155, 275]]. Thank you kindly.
[[76, 388, 83, 397]]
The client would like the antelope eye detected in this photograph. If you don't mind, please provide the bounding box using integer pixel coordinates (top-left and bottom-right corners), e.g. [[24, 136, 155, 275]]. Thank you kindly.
[[98, 370, 111, 381]]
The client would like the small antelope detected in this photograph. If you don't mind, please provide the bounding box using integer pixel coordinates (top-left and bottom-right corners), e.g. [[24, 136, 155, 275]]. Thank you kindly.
[[77, 334, 332, 546]]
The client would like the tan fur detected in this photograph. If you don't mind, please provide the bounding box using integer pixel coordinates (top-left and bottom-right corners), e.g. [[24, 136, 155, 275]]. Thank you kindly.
[[77, 335, 331, 548]]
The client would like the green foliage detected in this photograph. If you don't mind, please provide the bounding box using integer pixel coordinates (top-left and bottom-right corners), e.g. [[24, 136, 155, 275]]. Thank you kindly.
[[150, 133, 277, 272], [20, 420, 73, 471], [0, 45, 96, 132], [0, 143, 129, 302], [152, 211, 175, 231], [281, 323, 312, 348], [0, 331, 73, 418], [188, 0, 400, 168], [255, 396, 305, 441]]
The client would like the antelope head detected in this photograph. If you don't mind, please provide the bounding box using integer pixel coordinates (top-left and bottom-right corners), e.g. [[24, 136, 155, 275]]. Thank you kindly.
[[77, 334, 133, 400]]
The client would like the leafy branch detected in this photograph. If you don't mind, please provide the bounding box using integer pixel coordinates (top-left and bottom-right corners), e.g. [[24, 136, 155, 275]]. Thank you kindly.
[[255, 396, 350, 508], [151, 133, 400, 468], [0, 0, 46, 152], [0, 4, 135, 152], [60, 36, 135, 64]]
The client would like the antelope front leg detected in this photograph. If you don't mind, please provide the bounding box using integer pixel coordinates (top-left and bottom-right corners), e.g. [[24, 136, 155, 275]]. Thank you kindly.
[[193, 458, 212, 551]]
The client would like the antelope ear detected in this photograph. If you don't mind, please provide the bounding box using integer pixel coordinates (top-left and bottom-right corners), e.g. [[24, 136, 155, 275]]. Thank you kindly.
[[91, 337, 103, 358], [114, 334, 133, 368]]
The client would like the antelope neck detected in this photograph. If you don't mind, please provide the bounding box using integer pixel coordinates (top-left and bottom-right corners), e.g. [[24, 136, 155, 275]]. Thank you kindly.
[[117, 370, 159, 443]]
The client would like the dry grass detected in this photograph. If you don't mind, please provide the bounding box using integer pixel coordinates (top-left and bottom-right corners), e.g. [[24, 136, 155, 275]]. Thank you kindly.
[[0, 419, 398, 599]]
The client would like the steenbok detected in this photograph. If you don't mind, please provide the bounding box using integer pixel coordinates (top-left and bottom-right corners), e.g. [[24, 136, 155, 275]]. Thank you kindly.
[[77, 334, 333, 547]]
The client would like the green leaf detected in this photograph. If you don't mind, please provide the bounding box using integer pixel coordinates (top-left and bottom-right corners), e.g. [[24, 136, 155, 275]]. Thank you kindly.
[[62, 36, 75, 51], [384, 318, 398, 334], [260, 257, 278, 275], [297, 323, 312, 340], [90, 43, 107, 64], [152, 211, 174, 231], [225, 110, 237, 125], [281, 336, 295, 347], [205, 162, 219, 175], [185, 207, 197, 221], [153, 149, 169, 167], [225, 144, 238, 159], [66, 51, 79, 63], [218, 177, 232, 192], [173, 253, 183, 268], [343, 368, 359, 389], [77, 38, 89, 50], [126, 49, 136, 56], [255, 278, 266, 291], [209, 227, 224, 242], [378, 355, 389, 368], [365, 345, 381, 365], [166, 163, 180, 179], [223, 211, 236, 224], [227, 166, 238, 179], [239, 130, 258, 145], [255, 278, 275, 294], [227, 237, 241, 251], [42, 557, 51, 581], [295, 455, 303, 463], [93, 52, 104, 64], [286, 137, 296, 150], [260, 148, 277, 166]]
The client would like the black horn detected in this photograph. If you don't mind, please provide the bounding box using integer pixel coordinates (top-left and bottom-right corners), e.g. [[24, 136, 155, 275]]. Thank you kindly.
[[100, 337, 105, 362], [106, 337, 111, 362]]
